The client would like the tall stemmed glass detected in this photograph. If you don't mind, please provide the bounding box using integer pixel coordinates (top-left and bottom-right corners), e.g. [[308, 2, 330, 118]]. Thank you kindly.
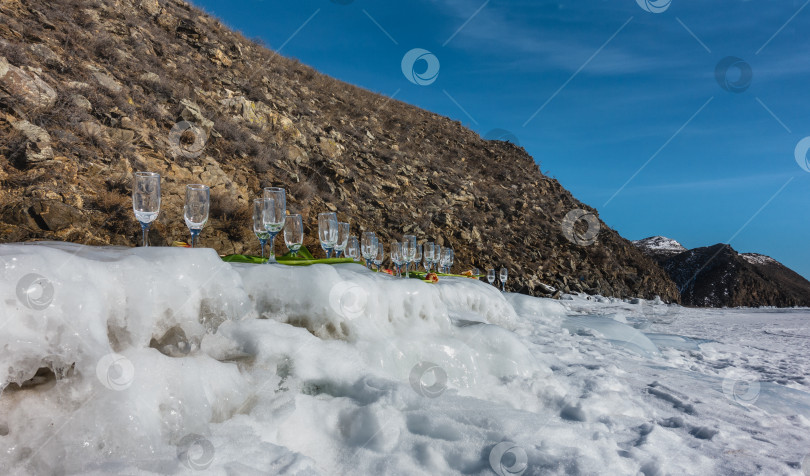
[[423, 242, 434, 271], [262, 188, 286, 263], [374, 242, 384, 271], [132, 172, 160, 247], [318, 212, 339, 258], [473, 268, 480, 280], [347, 236, 360, 262], [433, 245, 442, 273], [402, 235, 416, 276], [414, 244, 422, 273], [447, 248, 454, 274], [335, 222, 350, 258], [361, 232, 377, 269], [252, 199, 270, 258], [390, 241, 403, 277], [284, 214, 304, 257], [487, 269, 495, 286], [499, 267, 508, 292], [184, 184, 209, 248]]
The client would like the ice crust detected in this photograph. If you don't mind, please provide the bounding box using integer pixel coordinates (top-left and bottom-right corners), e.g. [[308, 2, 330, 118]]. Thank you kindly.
[[1, 243, 809, 475]]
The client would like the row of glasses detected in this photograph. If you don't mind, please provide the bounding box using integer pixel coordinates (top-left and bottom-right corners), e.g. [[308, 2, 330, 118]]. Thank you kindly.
[[486, 268, 509, 291], [133, 172, 212, 249]]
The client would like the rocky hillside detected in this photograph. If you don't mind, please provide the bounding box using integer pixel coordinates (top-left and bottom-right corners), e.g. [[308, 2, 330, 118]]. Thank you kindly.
[[637, 241, 810, 307], [0, 0, 680, 301], [632, 236, 686, 265]]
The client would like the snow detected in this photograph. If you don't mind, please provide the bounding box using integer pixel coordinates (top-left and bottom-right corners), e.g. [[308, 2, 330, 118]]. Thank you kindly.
[[741, 253, 778, 266], [2, 242, 810, 475], [632, 236, 687, 253]]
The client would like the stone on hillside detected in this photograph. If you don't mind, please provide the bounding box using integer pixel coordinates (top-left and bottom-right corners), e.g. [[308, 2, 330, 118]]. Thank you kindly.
[[70, 94, 92, 112], [29, 199, 82, 231], [139, 72, 160, 83], [179, 99, 214, 134], [0, 56, 57, 109], [139, 0, 161, 16], [317, 137, 344, 159], [28, 43, 64, 70], [92, 70, 123, 93], [11, 119, 53, 163], [208, 48, 232, 67]]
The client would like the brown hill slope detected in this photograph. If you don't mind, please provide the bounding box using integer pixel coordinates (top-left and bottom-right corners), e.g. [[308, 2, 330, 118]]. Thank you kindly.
[[0, 0, 679, 301]]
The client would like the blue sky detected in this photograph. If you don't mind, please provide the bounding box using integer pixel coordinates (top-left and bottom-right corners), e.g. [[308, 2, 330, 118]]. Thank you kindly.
[[193, 0, 810, 279]]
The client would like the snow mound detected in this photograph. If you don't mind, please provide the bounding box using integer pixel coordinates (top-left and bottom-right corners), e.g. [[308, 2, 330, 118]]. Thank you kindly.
[[1, 242, 808, 475]]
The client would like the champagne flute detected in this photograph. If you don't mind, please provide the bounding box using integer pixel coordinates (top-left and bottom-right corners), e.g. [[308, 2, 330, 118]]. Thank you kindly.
[[403, 235, 416, 276], [433, 245, 442, 273], [414, 243, 422, 272], [487, 269, 495, 286], [284, 214, 303, 257], [361, 232, 376, 269], [318, 212, 339, 258], [499, 267, 508, 292], [262, 187, 286, 263], [473, 267, 480, 280], [252, 199, 270, 258], [390, 241, 402, 277], [347, 236, 360, 262], [184, 184, 209, 248], [132, 172, 160, 247], [447, 248, 454, 274], [335, 222, 350, 258], [374, 241, 384, 271], [423, 242, 434, 271]]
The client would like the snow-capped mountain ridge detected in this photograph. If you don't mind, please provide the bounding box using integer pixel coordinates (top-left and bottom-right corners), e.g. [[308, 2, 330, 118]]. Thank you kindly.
[[632, 236, 687, 254]]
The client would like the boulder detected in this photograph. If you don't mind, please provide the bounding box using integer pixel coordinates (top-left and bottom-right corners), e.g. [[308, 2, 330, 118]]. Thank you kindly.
[[0, 56, 57, 109], [29, 199, 83, 231], [179, 99, 214, 134], [11, 119, 53, 163]]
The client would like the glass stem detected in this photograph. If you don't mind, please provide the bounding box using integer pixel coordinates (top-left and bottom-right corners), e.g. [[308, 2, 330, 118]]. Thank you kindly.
[[140, 222, 150, 247], [259, 239, 266, 258], [190, 230, 199, 248], [267, 233, 277, 263], [326, 248, 333, 259]]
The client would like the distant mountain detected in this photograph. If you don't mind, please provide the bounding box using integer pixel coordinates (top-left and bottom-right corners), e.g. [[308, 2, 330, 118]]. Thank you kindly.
[[631, 236, 686, 265], [633, 240, 810, 308]]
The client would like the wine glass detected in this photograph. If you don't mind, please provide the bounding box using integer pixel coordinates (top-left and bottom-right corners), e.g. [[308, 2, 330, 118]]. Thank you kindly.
[[403, 235, 416, 275], [184, 184, 209, 248], [499, 267, 508, 292], [335, 222, 350, 258], [423, 242, 434, 271], [284, 214, 303, 257], [440, 248, 453, 274], [252, 198, 270, 258], [414, 243, 422, 272], [390, 241, 403, 277], [361, 232, 376, 269], [132, 172, 160, 247], [487, 269, 495, 286], [347, 236, 360, 262], [433, 245, 442, 273], [374, 241, 384, 271], [262, 187, 286, 263], [473, 267, 480, 280], [447, 248, 454, 274], [318, 212, 339, 258]]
